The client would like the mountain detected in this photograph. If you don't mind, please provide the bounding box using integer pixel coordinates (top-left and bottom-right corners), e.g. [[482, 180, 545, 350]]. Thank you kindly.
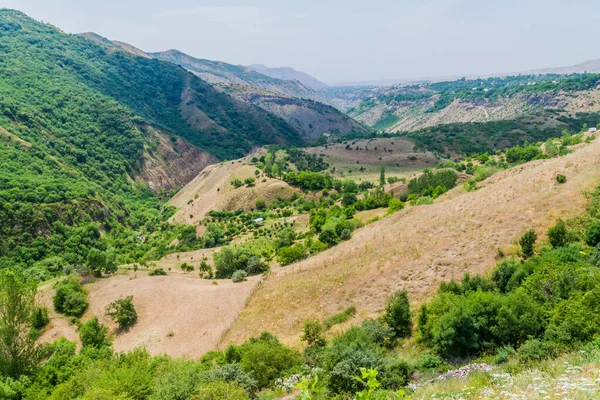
[[151, 50, 368, 139], [0, 9, 306, 269], [248, 63, 328, 91], [152, 50, 321, 101]]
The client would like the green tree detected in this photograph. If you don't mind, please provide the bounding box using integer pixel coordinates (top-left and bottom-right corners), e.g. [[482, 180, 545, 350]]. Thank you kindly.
[[547, 220, 568, 248], [0, 268, 41, 377], [519, 229, 537, 259], [105, 296, 137, 330], [79, 317, 111, 348], [301, 320, 326, 347], [379, 164, 386, 187], [383, 290, 412, 339]]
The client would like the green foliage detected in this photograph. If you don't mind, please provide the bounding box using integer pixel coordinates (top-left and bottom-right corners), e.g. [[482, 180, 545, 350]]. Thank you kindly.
[[548, 220, 568, 248], [276, 244, 307, 266], [79, 317, 111, 348], [148, 268, 167, 276], [383, 291, 412, 339], [408, 170, 458, 197], [519, 229, 537, 259], [105, 296, 137, 330], [301, 320, 327, 348], [213, 247, 268, 279], [30, 306, 49, 331], [556, 173, 567, 183], [235, 332, 303, 388], [585, 219, 600, 247], [53, 279, 89, 318], [324, 306, 357, 330], [0, 268, 41, 377], [231, 270, 248, 283], [193, 381, 249, 400]]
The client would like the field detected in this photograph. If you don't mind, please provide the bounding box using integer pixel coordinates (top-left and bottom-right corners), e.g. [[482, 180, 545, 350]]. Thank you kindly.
[[304, 137, 441, 182]]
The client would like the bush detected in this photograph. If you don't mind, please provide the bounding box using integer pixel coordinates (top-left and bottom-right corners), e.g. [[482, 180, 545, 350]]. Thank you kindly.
[[519, 229, 537, 259], [148, 268, 167, 276], [214, 247, 268, 279], [585, 219, 600, 247], [53, 279, 88, 318], [516, 339, 557, 363], [556, 174, 567, 183], [383, 290, 411, 339], [276, 244, 306, 266], [193, 381, 249, 400], [79, 317, 111, 348], [301, 320, 326, 347], [547, 220, 568, 248], [255, 199, 267, 211], [231, 270, 247, 283], [31, 306, 49, 330], [324, 306, 357, 330], [105, 296, 137, 330], [237, 333, 302, 388]]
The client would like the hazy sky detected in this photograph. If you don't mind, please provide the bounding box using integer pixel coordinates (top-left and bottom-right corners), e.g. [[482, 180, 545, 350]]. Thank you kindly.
[[3, 0, 600, 83]]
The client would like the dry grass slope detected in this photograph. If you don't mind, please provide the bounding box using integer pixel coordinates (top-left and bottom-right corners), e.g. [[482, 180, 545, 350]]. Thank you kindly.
[[222, 139, 600, 348]]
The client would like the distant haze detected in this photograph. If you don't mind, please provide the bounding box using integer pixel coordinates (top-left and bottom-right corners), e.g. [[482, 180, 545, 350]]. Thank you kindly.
[[4, 0, 600, 84]]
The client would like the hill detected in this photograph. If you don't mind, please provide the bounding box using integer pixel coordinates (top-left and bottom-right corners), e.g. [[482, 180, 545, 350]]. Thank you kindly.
[[0, 9, 307, 271], [152, 50, 367, 140], [153, 50, 321, 101], [223, 137, 600, 347], [327, 74, 600, 135], [248, 63, 329, 91]]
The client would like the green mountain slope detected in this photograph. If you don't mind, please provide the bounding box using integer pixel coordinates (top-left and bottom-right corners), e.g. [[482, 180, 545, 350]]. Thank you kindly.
[[153, 49, 321, 101], [0, 9, 303, 271], [152, 49, 367, 139]]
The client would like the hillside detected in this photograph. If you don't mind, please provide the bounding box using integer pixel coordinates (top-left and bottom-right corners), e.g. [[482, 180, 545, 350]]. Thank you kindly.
[[327, 74, 600, 135], [0, 9, 308, 272], [153, 50, 322, 101], [248, 63, 328, 91], [223, 137, 600, 347], [153, 50, 367, 140]]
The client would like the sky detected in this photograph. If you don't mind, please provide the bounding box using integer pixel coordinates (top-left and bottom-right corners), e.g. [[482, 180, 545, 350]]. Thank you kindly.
[[3, 0, 600, 84]]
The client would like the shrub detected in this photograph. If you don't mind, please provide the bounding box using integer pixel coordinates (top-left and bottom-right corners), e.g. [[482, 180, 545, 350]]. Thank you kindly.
[[53, 279, 88, 318], [214, 247, 268, 279], [208, 364, 258, 396], [519, 229, 537, 259], [199, 262, 213, 279], [105, 296, 137, 330], [301, 320, 326, 348], [193, 381, 249, 400], [237, 333, 302, 388], [148, 268, 167, 276], [324, 306, 357, 330], [383, 290, 411, 339], [585, 219, 600, 247], [255, 199, 266, 211], [516, 339, 557, 363], [231, 270, 247, 283], [548, 219, 568, 248], [556, 174, 567, 183], [276, 244, 306, 266], [79, 317, 111, 348], [31, 306, 49, 330]]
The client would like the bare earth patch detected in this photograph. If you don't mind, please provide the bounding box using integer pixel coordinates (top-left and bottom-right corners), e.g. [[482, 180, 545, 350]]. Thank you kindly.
[[40, 268, 260, 358]]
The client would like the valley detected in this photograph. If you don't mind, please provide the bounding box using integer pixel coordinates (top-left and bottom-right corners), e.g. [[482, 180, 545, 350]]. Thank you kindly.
[[2, 6, 600, 400]]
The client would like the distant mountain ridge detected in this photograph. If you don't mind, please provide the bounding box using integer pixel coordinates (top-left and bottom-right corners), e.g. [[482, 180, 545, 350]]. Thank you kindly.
[[152, 49, 321, 101], [248, 64, 328, 91]]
